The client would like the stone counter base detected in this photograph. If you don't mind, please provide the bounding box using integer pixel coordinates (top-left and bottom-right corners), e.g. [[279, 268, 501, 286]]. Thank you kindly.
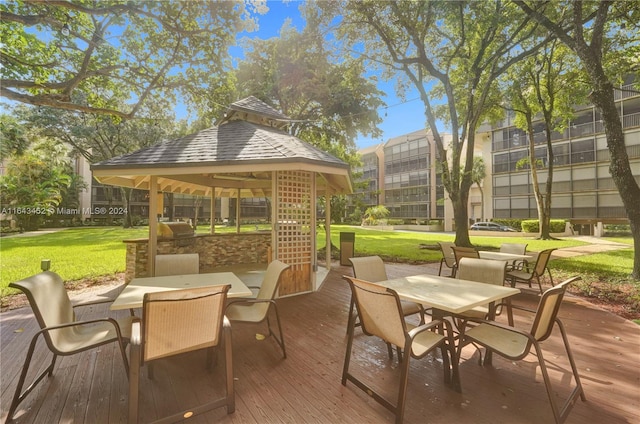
[[124, 232, 271, 283]]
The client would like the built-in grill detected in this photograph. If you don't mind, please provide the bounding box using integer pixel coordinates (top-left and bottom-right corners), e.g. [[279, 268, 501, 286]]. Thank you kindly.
[[158, 222, 195, 242]]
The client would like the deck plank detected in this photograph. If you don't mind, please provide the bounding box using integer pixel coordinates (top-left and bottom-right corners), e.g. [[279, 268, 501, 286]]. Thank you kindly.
[[1, 261, 639, 424]]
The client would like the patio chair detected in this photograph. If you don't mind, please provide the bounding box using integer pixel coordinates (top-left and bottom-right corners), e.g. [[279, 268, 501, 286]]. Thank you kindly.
[[128, 284, 234, 423], [225, 260, 290, 358], [348, 256, 426, 327], [155, 253, 199, 276], [462, 276, 586, 424], [342, 276, 460, 424], [7, 271, 132, 422], [506, 248, 556, 294], [500, 243, 528, 270], [437, 241, 456, 276], [452, 257, 509, 354], [451, 246, 479, 276]]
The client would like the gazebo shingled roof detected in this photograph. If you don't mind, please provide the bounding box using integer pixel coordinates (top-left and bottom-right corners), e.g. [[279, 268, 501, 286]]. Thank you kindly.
[[91, 97, 352, 197]]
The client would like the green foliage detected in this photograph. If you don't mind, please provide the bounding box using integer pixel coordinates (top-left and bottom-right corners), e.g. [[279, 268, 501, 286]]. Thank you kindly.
[[0, 227, 148, 294], [493, 219, 523, 231], [235, 17, 384, 161], [1, 0, 252, 118], [321, 0, 547, 246], [0, 141, 73, 230], [521, 219, 566, 233], [363, 205, 390, 225], [0, 112, 30, 159]]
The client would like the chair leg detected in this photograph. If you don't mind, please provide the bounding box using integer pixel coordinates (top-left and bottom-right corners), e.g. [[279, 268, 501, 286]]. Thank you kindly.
[[395, 346, 412, 424], [6, 333, 57, 422], [128, 341, 141, 424], [267, 303, 287, 359], [547, 267, 554, 286], [346, 296, 360, 334], [536, 275, 544, 294], [223, 320, 235, 414], [438, 260, 444, 276], [342, 312, 357, 385]]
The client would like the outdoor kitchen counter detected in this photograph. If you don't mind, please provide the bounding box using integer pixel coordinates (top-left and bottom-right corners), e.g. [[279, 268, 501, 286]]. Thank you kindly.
[[123, 232, 271, 283]]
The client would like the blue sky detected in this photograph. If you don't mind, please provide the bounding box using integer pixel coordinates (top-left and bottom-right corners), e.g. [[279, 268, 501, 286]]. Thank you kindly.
[[228, 1, 428, 150]]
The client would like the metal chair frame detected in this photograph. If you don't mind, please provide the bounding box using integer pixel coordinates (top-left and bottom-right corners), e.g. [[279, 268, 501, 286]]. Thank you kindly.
[[225, 260, 290, 358], [342, 276, 460, 424], [128, 284, 234, 423], [463, 277, 586, 424], [507, 248, 556, 294], [7, 271, 131, 422]]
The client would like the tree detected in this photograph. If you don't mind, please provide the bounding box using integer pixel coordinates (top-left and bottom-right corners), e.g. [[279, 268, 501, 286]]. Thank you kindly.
[[503, 40, 584, 239], [469, 156, 486, 222], [234, 12, 385, 226], [0, 112, 30, 160], [235, 15, 385, 166], [0, 140, 72, 230], [324, 1, 546, 246], [363, 205, 390, 226], [1, 0, 255, 119], [14, 102, 178, 227], [513, 0, 640, 277]]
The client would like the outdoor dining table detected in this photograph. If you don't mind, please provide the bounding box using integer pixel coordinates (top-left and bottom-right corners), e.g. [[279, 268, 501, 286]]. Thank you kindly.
[[373, 273, 520, 317], [372, 273, 520, 365], [477, 251, 533, 262], [110, 272, 253, 311]]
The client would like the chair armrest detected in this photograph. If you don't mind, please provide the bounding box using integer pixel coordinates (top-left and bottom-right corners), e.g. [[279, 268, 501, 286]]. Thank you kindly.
[[497, 302, 536, 315], [226, 298, 273, 307], [407, 318, 446, 339], [130, 318, 142, 346], [41, 317, 122, 332], [35, 317, 129, 346]]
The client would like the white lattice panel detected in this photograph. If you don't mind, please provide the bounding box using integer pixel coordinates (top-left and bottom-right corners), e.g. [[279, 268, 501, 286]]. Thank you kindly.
[[276, 171, 312, 266]]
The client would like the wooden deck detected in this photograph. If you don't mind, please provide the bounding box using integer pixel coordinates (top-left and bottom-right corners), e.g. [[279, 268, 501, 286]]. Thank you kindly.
[[2, 262, 639, 424]]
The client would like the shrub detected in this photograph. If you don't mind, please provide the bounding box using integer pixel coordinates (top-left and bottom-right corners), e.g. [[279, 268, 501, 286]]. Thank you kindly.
[[521, 219, 566, 233], [494, 219, 522, 231]]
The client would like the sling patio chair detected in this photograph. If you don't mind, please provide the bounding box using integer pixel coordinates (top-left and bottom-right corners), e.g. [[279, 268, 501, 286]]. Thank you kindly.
[[348, 256, 427, 360], [500, 242, 529, 270], [342, 276, 460, 424], [451, 246, 479, 276], [6, 271, 132, 422], [462, 276, 586, 424], [154, 253, 200, 276], [452, 257, 510, 355], [437, 241, 457, 276], [225, 259, 290, 358], [506, 248, 556, 294], [348, 256, 426, 326], [128, 284, 234, 423]]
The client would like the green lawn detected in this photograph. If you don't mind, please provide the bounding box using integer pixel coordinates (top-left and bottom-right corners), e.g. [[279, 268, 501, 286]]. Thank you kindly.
[[1, 225, 635, 308], [318, 225, 590, 262], [1, 227, 148, 295]]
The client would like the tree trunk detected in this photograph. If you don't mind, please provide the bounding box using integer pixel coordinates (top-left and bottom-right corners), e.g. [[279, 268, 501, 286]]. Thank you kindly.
[[121, 187, 133, 228], [580, 56, 640, 278], [453, 191, 471, 247]]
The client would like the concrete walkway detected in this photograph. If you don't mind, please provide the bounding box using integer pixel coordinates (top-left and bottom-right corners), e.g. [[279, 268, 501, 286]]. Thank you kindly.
[[551, 235, 632, 258]]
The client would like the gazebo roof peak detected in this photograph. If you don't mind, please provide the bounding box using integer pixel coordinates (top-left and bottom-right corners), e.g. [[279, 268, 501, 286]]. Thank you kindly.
[[218, 96, 290, 130]]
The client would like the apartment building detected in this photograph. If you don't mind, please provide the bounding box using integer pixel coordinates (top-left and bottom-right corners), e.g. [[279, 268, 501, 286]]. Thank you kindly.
[[353, 79, 639, 234], [351, 129, 452, 224], [489, 78, 640, 235]]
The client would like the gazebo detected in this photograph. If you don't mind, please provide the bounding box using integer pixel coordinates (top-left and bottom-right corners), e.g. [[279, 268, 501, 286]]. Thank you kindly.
[[91, 96, 352, 296]]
